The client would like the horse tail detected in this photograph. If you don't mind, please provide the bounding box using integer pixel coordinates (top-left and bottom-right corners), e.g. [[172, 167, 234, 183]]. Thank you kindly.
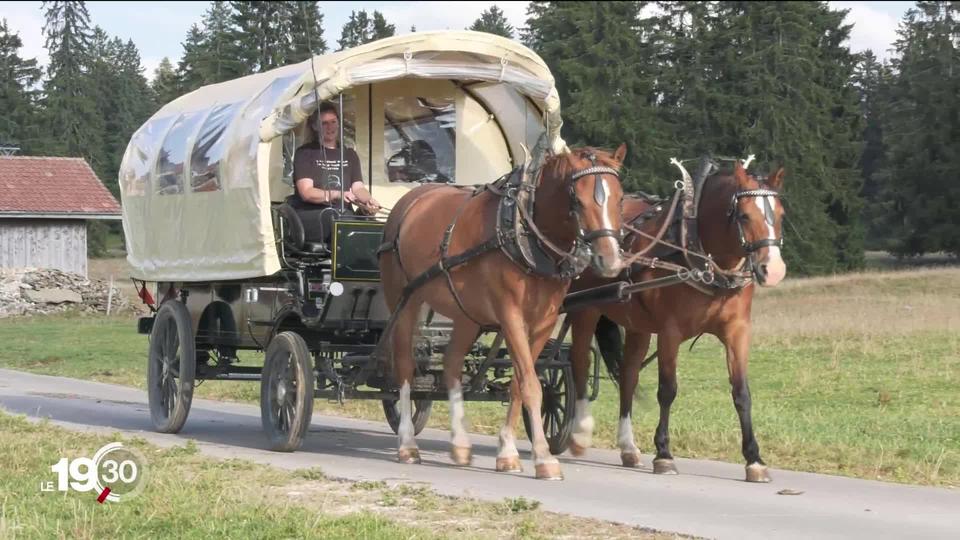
[[594, 315, 623, 384]]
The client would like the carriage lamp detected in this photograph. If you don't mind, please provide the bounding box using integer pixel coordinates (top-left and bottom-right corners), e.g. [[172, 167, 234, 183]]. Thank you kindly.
[[327, 281, 345, 297]]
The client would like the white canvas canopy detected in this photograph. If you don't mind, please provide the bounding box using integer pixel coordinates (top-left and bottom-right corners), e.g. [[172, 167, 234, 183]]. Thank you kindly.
[[119, 31, 567, 281]]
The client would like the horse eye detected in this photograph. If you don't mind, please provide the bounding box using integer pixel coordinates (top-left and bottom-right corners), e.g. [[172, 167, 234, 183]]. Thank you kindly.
[[738, 213, 750, 222]]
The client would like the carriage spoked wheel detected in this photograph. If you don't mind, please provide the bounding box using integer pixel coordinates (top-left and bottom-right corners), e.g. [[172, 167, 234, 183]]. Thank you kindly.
[[382, 398, 433, 436], [260, 332, 314, 452], [522, 363, 576, 455], [147, 300, 196, 433]]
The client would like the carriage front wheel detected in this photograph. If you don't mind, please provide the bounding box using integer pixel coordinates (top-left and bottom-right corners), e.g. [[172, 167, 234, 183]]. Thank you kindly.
[[522, 363, 575, 455], [382, 399, 433, 436], [260, 332, 314, 452], [147, 300, 196, 433]]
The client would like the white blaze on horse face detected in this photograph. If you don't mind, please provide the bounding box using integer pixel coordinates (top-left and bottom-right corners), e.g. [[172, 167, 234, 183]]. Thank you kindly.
[[753, 196, 786, 286], [397, 381, 416, 450], [618, 415, 640, 456], [571, 398, 594, 449], [448, 385, 470, 448]]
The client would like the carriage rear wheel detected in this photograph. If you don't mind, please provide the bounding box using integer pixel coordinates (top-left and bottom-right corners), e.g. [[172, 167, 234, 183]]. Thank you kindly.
[[382, 399, 433, 436], [522, 363, 575, 455], [147, 300, 196, 433], [260, 332, 314, 452]]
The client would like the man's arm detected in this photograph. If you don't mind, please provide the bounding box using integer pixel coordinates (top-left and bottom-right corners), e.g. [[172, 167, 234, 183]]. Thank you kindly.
[[296, 178, 340, 204]]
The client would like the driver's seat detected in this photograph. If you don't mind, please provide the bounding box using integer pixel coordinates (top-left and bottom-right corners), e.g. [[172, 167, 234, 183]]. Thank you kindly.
[[276, 203, 329, 257]]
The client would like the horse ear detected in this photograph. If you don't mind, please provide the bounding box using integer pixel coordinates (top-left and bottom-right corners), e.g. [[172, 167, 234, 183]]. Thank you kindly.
[[767, 167, 785, 190], [733, 159, 751, 188], [613, 143, 627, 164]]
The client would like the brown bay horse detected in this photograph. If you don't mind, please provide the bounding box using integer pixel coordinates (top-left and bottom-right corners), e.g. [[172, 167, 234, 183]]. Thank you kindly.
[[567, 159, 786, 482], [378, 145, 627, 480]]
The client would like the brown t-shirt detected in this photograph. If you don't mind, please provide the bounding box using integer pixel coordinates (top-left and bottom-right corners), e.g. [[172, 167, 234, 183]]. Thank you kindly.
[[290, 142, 363, 208]]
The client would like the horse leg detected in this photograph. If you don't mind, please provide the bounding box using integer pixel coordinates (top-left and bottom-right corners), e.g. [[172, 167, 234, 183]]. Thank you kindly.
[[568, 311, 600, 456], [721, 323, 770, 483], [443, 319, 480, 466], [496, 377, 523, 473], [652, 331, 681, 475], [618, 330, 651, 468], [502, 311, 563, 480], [391, 299, 423, 464]]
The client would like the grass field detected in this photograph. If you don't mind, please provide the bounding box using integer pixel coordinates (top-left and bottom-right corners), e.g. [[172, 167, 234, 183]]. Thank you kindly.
[[1, 266, 958, 488], [0, 411, 666, 539]]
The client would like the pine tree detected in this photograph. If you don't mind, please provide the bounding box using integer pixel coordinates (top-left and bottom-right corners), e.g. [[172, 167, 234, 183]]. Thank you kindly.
[[523, 2, 663, 192], [39, 1, 103, 161], [177, 24, 206, 94], [196, 1, 246, 83], [152, 57, 180, 106], [285, 1, 327, 63], [469, 5, 515, 38], [231, 1, 292, 72], [875, 1, 960, 256], [0, 18, 42, 152], [852, 50, 893, 250], [338, 10, 395, 50]]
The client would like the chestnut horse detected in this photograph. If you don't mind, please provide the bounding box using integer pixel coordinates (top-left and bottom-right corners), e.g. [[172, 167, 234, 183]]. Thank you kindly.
[[567, 159, 786, 482], [379, 145, 627, 480]]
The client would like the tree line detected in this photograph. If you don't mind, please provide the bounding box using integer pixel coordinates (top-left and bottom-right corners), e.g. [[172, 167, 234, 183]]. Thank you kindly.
[[0, 1, 955, 268]]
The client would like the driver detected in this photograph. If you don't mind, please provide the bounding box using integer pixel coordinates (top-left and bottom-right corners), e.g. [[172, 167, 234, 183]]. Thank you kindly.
[[290, 101, 380, 244]]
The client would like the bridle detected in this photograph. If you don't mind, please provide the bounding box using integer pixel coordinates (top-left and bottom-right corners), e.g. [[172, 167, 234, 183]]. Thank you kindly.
[[726, 186, 784, 254], [568, 153, 623, 244]]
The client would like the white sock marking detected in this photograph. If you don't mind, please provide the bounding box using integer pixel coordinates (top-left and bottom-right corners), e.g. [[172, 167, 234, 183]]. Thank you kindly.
[[448, 385, 471, 448], [571, 398, 594, 448], [397, 381, 416, 450], [618, 415, 639, 455]]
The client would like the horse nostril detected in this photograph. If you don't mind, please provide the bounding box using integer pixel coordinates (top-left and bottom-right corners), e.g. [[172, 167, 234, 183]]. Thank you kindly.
[[757, 263, 768, 279]]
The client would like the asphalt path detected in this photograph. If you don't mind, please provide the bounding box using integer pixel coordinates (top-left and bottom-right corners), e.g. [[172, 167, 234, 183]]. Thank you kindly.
[[1, 368, 956, 539]]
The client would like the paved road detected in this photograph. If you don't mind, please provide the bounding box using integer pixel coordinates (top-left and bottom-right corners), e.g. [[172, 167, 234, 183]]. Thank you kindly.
[[1, 368, 956, 539]]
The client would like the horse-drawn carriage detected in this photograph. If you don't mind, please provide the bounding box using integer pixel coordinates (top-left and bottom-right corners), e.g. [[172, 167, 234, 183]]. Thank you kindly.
[[120, 30, 604, 457], [122, 30, 788, 482]]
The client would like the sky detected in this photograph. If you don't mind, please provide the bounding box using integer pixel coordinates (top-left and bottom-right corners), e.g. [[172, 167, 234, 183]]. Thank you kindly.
[[2, 1, 914, 82]]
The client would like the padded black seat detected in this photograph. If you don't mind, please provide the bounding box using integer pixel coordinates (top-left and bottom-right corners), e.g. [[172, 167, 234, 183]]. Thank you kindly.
[[276, 202, 329, 257]]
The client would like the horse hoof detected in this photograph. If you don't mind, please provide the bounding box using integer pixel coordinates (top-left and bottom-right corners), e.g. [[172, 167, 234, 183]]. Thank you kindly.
[[496, 456, 523, 473], [451, 446, 472, 466], [746, 463, 771, 483], [569, 440, 588, 457], [653, 458, 678, 475], [535, 461, 564, 480], [397, 448, 421, 465], [621, 452, 643, 468]]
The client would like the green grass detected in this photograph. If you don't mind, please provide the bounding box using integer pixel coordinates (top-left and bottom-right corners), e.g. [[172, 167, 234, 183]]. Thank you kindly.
[[1, 267, 958, 488], [0, 411, 664, 539]]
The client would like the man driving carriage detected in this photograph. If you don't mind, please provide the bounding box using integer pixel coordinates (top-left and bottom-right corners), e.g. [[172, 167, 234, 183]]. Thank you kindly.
[[289, 101, 381, 245]]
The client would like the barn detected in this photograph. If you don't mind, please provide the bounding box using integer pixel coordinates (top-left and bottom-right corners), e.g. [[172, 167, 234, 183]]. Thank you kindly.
[[0, 156, 121, 277]]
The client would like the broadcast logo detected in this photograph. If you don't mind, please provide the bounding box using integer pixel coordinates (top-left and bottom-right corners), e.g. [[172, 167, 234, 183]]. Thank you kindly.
[[41, 442, 148, 503]]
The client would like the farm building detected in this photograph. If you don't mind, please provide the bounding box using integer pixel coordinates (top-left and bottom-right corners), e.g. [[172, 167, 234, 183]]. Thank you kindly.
[[0, 156, 121, 277]]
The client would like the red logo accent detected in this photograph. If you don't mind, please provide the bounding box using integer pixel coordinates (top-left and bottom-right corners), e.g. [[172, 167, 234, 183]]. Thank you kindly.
[[97, 487, 111, 503]]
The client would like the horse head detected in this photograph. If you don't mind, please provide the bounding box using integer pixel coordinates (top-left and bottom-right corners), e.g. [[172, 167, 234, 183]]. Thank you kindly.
[[700, 159, 787, 287], [559, 144, 627, 278]]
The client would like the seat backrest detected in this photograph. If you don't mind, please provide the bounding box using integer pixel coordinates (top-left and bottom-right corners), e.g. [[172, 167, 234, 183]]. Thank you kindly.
[[277, 203, 305, 250]]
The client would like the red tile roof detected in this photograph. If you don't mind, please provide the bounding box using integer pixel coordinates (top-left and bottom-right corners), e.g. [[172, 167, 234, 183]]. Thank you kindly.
[[0, 156, 121, 215]]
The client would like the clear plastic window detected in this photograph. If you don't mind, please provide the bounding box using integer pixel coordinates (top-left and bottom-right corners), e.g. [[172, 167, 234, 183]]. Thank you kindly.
[[384, 96, 456, 184], [190, 102, 241, 193], [120, 116, 175, 197], [227, 74, 300, 190], [156, 111, 205, 196]]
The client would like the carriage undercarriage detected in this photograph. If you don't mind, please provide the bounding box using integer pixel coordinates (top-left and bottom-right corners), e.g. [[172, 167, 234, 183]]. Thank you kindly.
[[137, 215, 605, 455]]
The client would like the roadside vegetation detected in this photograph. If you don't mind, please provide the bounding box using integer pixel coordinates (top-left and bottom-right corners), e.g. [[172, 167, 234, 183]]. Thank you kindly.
[[0, 266, 957, 488], [0, 411, 670, 539]]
